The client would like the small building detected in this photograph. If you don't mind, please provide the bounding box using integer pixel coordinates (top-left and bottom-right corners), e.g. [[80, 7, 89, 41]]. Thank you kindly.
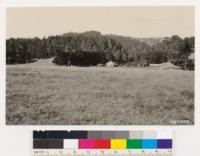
[[105, 61, 118, 67], [188, 53, 194, 62]]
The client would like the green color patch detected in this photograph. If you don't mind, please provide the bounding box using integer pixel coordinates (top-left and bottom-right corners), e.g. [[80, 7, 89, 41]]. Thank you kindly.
[[127, 139, 142, 149]]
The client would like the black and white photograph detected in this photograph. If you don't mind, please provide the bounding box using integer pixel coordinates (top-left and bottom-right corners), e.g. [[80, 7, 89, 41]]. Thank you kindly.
[[6, 6, 194, 125]]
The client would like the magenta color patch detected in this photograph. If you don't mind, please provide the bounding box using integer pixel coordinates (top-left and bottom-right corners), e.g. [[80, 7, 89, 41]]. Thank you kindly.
[[79, 139, 96, 149]]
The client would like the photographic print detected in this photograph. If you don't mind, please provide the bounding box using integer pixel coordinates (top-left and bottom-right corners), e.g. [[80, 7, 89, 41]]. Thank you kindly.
[[6, 6, 194, 125]]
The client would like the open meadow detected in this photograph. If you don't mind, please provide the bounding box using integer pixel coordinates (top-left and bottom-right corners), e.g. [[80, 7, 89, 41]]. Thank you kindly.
[[6, 59, 194, 125]]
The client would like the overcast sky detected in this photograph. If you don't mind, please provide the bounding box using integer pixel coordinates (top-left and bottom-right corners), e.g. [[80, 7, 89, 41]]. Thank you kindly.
[[7, 6, 194, 38]]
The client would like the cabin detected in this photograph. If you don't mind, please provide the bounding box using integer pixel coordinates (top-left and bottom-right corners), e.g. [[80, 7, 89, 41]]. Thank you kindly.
[[188, 53, 194, 63], [105, 61, 118, 67]]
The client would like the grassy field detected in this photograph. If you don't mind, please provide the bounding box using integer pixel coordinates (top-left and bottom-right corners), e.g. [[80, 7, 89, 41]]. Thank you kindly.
[[6, 59, 194, 125]]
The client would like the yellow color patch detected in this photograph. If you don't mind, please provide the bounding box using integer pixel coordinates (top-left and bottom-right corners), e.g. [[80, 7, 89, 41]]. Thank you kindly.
[[111, 139, 126, 149]]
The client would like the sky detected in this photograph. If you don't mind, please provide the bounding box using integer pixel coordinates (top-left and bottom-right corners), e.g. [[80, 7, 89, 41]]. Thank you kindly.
[[6, 6, 194, 38]]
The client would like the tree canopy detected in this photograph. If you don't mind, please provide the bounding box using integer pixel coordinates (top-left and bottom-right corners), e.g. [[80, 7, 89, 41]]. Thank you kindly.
[[6, 31, 194, 69]]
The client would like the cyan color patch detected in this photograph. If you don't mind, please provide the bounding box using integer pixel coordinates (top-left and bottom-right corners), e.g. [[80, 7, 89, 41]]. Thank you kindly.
[[142, 139, 157, 149]]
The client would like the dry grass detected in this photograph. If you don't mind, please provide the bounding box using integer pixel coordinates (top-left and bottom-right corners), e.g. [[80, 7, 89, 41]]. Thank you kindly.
[[6, 60, 194, 125]]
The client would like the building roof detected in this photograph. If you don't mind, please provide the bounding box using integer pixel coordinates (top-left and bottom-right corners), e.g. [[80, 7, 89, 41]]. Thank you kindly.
[[189, 53, 194, 60]]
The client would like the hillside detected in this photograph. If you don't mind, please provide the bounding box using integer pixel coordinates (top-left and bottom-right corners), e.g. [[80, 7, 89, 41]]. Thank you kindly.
[[6, 63, 194, 125], [137, 37, 164, 46]]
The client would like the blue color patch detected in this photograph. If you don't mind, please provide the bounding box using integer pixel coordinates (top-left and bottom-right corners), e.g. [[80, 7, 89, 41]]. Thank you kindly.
[[142, 139, 157, 149]]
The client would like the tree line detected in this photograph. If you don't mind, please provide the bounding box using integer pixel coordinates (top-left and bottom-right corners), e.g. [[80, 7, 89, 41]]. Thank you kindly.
[[6, 31, 194, 69]]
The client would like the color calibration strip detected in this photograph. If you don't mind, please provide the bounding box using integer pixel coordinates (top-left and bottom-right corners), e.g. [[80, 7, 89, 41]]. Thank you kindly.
[[33, 149, 172, 156], [33, 131, 173, 150]]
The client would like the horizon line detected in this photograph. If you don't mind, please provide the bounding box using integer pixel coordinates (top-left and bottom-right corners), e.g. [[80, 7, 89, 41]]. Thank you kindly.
[[6, 30, 195, 40]]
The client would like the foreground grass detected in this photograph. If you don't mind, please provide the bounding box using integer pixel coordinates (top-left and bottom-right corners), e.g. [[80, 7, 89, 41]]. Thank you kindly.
[[6, 64, 194, 125]]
